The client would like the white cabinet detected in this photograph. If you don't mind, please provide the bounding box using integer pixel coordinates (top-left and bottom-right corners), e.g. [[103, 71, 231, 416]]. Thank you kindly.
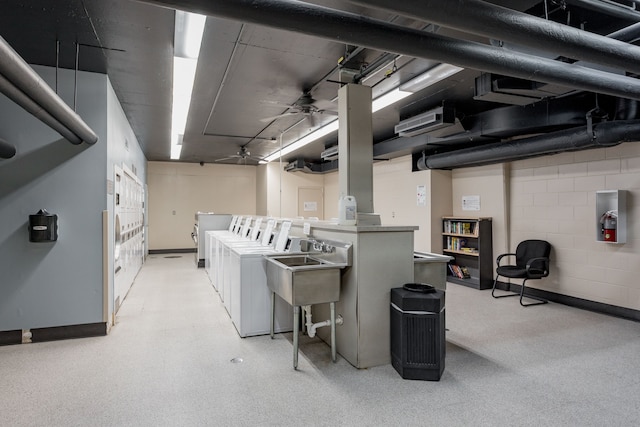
[[596, 190, 626, 244]]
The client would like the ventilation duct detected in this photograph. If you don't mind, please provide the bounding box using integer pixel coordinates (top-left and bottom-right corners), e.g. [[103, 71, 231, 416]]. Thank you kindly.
[[395, 106, 456, 137], [417, 120, 640, 170], [0, 36, 98, 145], [284, 158, 311, 172], [284, 158, 338, 174], [474, 74, 573, 106], [320, 145, 339, 160], [0, 137, 16, 159], [138, 0, 640, 101], [346, 0, 640, 75]]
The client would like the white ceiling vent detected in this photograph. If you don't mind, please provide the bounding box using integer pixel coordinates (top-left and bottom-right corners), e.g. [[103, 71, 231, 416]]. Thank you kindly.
[[320, 145, 339, 160], [395, 106, 456, 137]]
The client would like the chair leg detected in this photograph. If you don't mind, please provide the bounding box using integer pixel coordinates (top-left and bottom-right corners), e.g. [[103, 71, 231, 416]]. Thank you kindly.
[[519, 279, 548, 307], [492, 275, 518, 298]]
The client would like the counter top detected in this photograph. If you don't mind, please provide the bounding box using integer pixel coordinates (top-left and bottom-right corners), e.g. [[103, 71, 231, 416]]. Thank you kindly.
[[288, 220, 418, 233]]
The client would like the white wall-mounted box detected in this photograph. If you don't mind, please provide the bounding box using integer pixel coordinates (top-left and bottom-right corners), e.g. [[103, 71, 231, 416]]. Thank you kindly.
[[596, 190, 626, 244]]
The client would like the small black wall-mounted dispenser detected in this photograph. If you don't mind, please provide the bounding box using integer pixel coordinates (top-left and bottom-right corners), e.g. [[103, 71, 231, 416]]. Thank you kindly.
[[29, 209, 58, 242]]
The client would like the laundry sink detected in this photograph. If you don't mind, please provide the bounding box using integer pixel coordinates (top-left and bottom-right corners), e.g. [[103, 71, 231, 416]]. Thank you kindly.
[[265, 238, 352, 369], [265, 255, 343, 306], [271, 255, 325, 268], [265, 239, 352, 306]]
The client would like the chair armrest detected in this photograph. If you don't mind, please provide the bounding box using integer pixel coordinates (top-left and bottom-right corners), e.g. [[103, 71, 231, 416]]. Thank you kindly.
[[496, 253, 516, 267], [526, 257, 549, 278]]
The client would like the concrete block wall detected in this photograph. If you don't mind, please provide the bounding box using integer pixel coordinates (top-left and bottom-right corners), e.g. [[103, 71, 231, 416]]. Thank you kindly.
[[509, 142, 640, 310]]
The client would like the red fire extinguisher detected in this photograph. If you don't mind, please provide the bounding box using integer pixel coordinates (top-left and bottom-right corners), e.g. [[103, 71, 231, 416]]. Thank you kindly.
[[600, 210, 618, 242]]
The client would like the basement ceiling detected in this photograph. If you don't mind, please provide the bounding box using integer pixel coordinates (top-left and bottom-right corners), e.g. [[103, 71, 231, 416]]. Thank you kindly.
[[1, 0, 640, 168]]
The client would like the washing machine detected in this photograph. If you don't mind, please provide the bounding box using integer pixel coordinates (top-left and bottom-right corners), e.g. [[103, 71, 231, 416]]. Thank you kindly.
[[227, 244, 294, 337]]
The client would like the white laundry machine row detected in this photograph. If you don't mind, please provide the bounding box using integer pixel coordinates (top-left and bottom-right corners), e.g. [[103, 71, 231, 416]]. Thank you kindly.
[[205, 217, 299, 337]]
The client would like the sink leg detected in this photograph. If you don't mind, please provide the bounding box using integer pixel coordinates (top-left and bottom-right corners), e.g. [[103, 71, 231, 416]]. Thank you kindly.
[[293, 305, 300, 369], [330, 302, 336, 363], [270, 292, 275, 339]]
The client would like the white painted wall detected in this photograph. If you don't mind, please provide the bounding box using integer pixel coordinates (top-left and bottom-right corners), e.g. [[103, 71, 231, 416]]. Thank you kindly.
[[452, 164, 508, 260], [324, 155, 451, 252], [509, 143, 640, 310], [264, 162, 324, 219], [147, 162, 257, 250]]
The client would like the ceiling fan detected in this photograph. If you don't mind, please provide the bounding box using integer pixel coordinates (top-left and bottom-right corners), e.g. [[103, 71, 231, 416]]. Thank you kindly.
[[214, 146, 265, 164], [260, 90, 338, 125]]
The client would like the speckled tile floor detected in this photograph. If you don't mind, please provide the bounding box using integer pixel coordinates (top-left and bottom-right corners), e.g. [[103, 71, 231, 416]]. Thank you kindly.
[[1, 253, 640, 426]]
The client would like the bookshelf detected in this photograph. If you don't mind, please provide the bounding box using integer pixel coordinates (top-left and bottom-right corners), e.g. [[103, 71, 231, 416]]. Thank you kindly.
[[442, 217, 493, 290]]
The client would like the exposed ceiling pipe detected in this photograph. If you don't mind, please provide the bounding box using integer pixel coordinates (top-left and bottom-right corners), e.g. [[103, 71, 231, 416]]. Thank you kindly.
[[563, 0, 640, 21], [0, 137, 17, 159], [417, 120, 640, 170], [608, 22, 640, 43], [345, 0, 640, 75], [0, 36, 98, 145], [136, 0, 640, 101], [0, 74, 84, 144]]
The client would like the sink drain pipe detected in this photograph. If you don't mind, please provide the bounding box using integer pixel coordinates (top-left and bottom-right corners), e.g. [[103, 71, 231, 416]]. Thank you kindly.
[[303, 305, 344, 338]]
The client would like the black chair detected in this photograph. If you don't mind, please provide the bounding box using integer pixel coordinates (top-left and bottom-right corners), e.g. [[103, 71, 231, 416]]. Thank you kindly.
[[492, 240, 551, 307]]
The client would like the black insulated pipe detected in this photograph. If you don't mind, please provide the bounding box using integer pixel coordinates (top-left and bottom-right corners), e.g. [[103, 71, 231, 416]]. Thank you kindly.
[[0, 36, 98, 145], [345, 0, 640, 75], [417, 120, 640, 170], [564, 0, 640, 22], [0, 137, 17, 159], [136, 0, 640, 101]]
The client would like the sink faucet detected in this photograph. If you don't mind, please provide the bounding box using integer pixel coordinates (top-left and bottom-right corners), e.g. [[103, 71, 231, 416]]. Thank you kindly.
[[307, 239, 334, 253]]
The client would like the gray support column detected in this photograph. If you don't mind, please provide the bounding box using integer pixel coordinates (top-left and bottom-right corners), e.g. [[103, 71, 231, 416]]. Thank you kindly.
[[338, 83, 373, 214]]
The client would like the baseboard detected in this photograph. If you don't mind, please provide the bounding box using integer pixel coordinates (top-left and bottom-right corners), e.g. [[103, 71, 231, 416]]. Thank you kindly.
[[0, 330, 22, 346], [495, 281, 640, 322], [0, 322, 108, 346], [148, 248, 195, 254]]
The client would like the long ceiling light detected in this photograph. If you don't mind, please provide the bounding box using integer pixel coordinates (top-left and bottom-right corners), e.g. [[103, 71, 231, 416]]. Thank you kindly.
[[264, 63, 463, 162], [171, 11, 206, 160]]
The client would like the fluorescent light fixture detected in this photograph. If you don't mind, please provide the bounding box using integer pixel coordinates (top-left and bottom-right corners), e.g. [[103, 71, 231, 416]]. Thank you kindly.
[[372, 88, 412, 113], [263, 62, 464, 162], [399, 63, 463, 93], [171, 11, 206, 160], [264, 119, 339, 162]]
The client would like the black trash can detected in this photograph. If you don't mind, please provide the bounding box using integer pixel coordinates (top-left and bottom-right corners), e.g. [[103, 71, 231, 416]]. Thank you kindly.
[[390, 283, 445, 381]]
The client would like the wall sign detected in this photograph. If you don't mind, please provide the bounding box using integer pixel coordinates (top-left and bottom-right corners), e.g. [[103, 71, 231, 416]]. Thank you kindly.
[[462, 195, 480, 211], [417, 185, 426, 207]]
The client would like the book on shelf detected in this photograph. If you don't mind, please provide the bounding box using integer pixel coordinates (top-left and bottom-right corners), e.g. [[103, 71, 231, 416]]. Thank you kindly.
[[448, 264, 471, 279]]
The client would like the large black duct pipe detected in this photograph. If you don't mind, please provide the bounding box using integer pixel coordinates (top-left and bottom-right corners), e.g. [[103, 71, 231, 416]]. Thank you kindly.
[[136, 0, 640, 101], [0, 137, 16, 159], [564, 0, 640, 22], [608, 22, 640, 43], [0, 36, 98, 145], [346, 0, 640, 75], [417, 120, 640, 170]]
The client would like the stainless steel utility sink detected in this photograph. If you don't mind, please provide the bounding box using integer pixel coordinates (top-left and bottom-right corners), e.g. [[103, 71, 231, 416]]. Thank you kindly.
[[265, 255, 343, 306], [265, 238, 352, 369]]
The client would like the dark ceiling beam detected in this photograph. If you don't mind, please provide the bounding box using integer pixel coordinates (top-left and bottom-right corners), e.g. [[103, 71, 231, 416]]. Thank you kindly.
[[345, 0, 640, 75], [136, 0, 640, 102]]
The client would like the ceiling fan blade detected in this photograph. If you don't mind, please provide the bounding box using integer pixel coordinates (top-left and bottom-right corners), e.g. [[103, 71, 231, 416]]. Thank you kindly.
[[260, 100, 296, 109], [318, 109, 339, 116], [260, 112, 301, 122], [214, 155, 239, 162]]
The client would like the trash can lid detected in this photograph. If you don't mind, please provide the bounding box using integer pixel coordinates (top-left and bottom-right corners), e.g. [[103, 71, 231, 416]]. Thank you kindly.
[[403, 283, 436, 293]]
